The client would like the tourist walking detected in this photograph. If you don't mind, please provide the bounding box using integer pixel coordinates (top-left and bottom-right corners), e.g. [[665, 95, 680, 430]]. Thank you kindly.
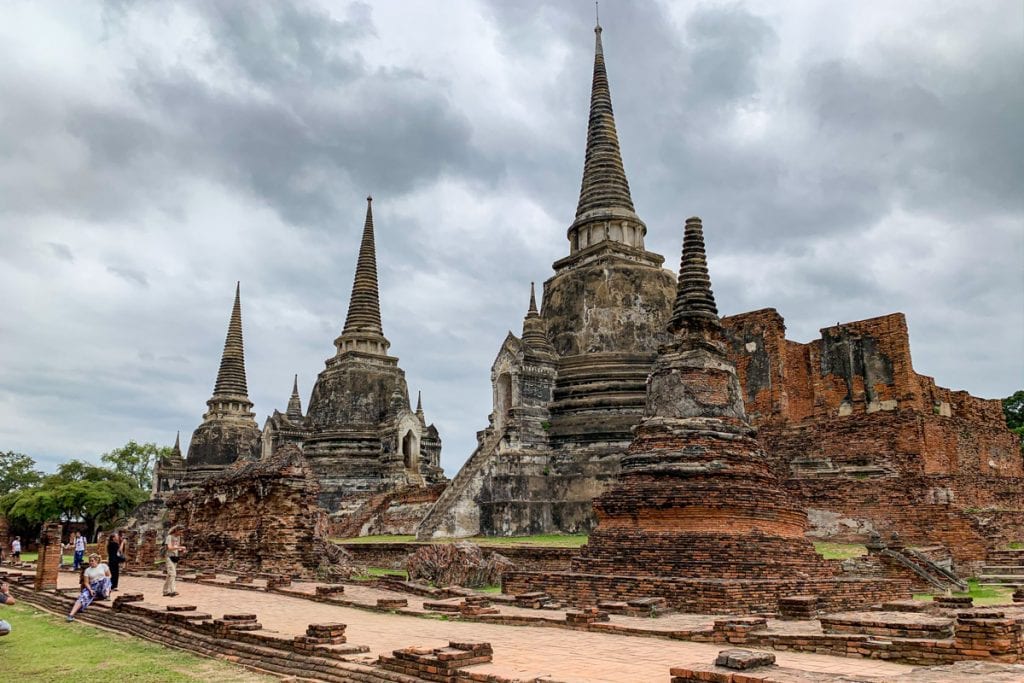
[[10, 537, 21, 563], [66, 554, 111, 621], [72, 532, 86, 570], [162, 525, 186, 597], [105, 531, 124, 591]]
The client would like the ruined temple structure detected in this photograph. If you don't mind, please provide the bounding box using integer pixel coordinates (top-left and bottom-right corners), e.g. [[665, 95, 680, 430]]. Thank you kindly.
[[165, 444, 357, 579], [262, 198, 446, 523], [721, 310, 1023, 571], [419, 22, 1022, 567], [502, 217, 911, 614], [417, 20, 676, 540], [153, 283, 262, 494]]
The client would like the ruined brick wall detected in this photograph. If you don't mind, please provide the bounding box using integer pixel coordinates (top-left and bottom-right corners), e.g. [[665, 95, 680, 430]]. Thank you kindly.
[[166, 445, 353, 578], [721, 310, 1021, 561], [503, 571, 908, 614]]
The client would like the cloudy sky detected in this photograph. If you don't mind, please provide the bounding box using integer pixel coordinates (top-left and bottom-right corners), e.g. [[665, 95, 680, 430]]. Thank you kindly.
[[1, 0, 1021, 476]]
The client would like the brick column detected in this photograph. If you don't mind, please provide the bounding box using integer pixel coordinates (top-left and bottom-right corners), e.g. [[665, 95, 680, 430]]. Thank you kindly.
[[34, 522, 62, 591], [0, 516, 9, 563]]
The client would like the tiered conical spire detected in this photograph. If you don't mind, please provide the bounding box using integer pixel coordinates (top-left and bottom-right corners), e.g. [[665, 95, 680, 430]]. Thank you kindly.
[[211, 282, 251, 399], [172, 432, 182, 458], [334, 197, 391, 357], [669, 217, 720, 331], [203, 283, 255, 420], [521, 282, 555, 353], [575, 21, 635, 218], [416, 391, 425, 423], [286, 374, 303, 421], [343, 197, 384, 337]]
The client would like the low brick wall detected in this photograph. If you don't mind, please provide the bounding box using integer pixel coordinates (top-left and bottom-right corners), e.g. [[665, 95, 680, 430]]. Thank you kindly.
[[503, 570, 910, 614], [341, 542, 578, 573]]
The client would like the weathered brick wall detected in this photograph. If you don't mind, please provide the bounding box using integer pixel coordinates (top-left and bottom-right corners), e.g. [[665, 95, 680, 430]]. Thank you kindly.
[[721, 309, 1022, 561], [34, 522, 61, 590], [503, 571, 908, 614], [166, 445, 353, 578]]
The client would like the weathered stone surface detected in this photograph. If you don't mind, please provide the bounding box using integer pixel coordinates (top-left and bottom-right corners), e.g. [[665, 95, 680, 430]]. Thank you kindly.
[[506, 217, 910, 614], [263, 199, 446, 520], [165, 444, 358, 579]]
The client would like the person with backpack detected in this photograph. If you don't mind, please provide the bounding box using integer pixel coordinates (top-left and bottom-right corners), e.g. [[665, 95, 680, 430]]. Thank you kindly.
[[162, 525, 186, 597], [72, 532, 86, 570]]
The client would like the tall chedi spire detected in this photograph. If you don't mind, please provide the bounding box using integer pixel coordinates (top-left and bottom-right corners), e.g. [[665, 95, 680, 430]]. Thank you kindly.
[[564, 216, 851, 613], [205, 282, 254, 419], [286, 374, 303, 421], [567, 18, 647, 256], [333, 196, 391, 358], [185, 282, 261, 476]]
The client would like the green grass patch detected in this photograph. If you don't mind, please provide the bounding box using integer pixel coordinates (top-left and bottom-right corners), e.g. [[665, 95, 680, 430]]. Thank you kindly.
[[14, 552, 74, 565], [475, 585, 502, 594], [813, 542, 867, 560], [333, 535, 417, 544], [0, 602, 271, 681], [352, 567, 409, 581], [465, 534, 588, 548], [913, 579, 1015, 607], [1007, 541, 1024, 550], [333, 533, 589, 548]]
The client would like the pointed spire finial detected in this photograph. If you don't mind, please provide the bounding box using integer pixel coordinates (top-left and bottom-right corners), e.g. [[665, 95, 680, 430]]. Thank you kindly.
[[669, 217, 720, 332], [595, 2, 601, 31], [416, 391, 425, 422], [286, 374, 303, 420], [566, 17, 645, 256], [335, 196, 390, 356], [528, 282, 539, 315], [211, 281, 251, 399], [172, 431, 181, 456]]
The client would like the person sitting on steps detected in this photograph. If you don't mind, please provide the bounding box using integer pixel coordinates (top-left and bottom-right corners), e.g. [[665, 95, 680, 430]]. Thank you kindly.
[[66, 554, 111, 622], [0, 581, 14, 636]]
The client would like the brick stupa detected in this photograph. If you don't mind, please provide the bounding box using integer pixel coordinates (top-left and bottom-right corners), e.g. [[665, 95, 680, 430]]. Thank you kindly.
[[503, 218, 911, 614]]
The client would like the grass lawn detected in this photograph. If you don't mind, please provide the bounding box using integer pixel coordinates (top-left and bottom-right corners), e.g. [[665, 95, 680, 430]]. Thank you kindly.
[[14, 552, 74, 565], [813, 542, 867, 560], [0, 602, 271, 682], [352, 567, 409, 580], [334, 534, 589, 548], [1008, 541, 1024, 550], [913, 579, 1016, 607]]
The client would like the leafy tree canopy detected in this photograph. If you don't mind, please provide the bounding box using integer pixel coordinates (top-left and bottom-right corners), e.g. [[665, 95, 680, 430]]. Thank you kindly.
[[1003, 390, 1024, 431], [0, 450, 43, 496], [101, 440, 171, 491], [0, 460, 147, 541]]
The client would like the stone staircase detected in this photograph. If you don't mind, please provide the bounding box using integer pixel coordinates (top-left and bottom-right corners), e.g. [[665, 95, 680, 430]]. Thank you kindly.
[[977, 548, 1024, 588], [414, 428, 505, 540]]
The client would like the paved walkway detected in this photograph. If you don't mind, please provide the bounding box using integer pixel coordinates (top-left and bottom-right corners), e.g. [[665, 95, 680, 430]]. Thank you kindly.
[[51, 571, 916, 683]]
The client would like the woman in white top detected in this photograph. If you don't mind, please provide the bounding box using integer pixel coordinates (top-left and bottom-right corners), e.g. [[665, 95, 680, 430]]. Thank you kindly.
[[66, 554, 111, 621]]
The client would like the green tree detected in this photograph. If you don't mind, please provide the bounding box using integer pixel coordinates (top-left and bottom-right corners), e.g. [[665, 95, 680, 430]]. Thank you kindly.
[[0, 460, 147, 541], [1003, 390, 1024, 430], [101, 440, 171, 491], [0, 450, 43, 495]]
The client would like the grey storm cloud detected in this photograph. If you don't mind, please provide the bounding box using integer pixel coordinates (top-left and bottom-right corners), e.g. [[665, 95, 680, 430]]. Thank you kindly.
[[0, 0, 1020, 475]]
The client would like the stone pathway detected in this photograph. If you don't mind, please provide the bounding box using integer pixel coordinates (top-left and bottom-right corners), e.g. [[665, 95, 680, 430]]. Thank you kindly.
[[57, 571, 916, 682]]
